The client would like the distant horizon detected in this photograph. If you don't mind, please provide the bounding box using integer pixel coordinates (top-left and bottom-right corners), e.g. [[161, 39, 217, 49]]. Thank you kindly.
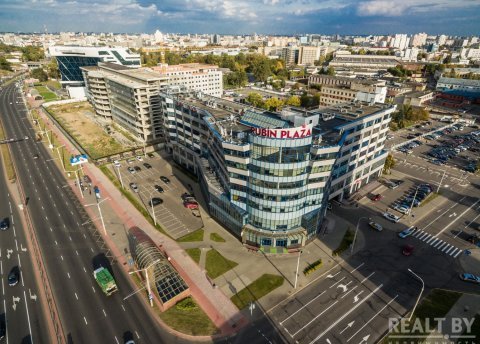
[[0, 1, 479, 37]]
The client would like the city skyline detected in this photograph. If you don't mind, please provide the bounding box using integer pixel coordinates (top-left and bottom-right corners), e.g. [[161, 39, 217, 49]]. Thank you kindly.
[[0, 0, 479, 36]]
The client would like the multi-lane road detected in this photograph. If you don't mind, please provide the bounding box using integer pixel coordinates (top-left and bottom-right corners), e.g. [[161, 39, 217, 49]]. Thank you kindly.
[[0, 81, 184, 343]]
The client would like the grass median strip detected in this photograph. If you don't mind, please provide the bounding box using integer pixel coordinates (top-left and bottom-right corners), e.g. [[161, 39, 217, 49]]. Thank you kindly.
[[231, 274, 284, 310], [205, 249, 238, 279], [177, 229, 204, 242], [0, 121, 16, 181]]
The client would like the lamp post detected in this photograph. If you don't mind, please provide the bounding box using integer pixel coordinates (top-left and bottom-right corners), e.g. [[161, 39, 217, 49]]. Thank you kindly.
[[294, 250, 303, 289], [437, 169, 447, 193], [407, 268, 424, 322], [84, 198, 109, 235], [143, 187, 157, 226], [408, 186, 420, 221], [115, 164, 124, 189], [55, 144, 66, 171], [128, 258, 162, 307], [351, 217, 369, 255]]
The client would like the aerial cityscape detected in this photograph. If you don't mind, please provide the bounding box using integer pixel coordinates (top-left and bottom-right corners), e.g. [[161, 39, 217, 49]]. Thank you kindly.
[[0, 1, 479, 344]]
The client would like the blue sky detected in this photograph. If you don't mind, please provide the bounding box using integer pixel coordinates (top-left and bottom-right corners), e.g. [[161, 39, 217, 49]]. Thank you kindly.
[[0, 0, 479, 35]]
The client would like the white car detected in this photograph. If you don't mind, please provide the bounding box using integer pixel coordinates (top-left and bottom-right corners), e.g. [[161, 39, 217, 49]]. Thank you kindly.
[[383, 212, 400, 223], [129, 182, 139, 193], [136, 155, 143, 161], [369, 221, 383, 231], [394, 204, 410, 215], [113, 160, 121, 168]]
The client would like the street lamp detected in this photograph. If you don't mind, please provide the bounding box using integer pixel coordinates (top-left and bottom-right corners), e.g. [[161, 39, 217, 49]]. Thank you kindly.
[[128, 258, 162, 307], [55, 144, 66, 171], [407, 268, 424, 322], [142, 187, 158, 226], [114, 164, 124, 189], [437, 169, 447, 193], [408, 186, 420, 221], [351, 217, 370, 255], [294, 250, 303, 289], [84, 198, 109, 235]]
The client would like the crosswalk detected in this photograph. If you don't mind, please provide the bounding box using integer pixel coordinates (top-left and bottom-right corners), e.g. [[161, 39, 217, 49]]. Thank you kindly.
[[410, 228, 464, 258]]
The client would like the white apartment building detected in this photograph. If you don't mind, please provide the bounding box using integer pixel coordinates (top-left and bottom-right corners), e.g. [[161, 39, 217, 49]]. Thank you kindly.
[[460, 48, 480, 61], [297, 46, 320, 66], [391, 34, 410, 51], [411, 33, 427, 47], [151, 63, 223, 97]]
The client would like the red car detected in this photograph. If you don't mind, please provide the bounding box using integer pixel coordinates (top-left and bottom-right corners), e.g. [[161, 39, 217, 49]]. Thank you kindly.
[[372, 194, 382, 201], [184, 202, 199, 209], [402, 245, 414, 256]]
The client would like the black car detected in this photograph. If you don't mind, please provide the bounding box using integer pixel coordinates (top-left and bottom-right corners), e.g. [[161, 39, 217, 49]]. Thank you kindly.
[[8, 266, 19, 286], [149, 198, 163, 206], [160, 176, 170, 184], [143, 163, 152, 169], [0, 217, 9, 231], [134, 166, 141, 172], [154, 184, 164, 193]]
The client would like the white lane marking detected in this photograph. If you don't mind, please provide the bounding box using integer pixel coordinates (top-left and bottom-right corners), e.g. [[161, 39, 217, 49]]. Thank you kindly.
[[114, 336, 119, 344], [422, 234, 433, 242], [15, 239, 18, 251], [280, 291, 327, 325], [422, 198, 465, 231], [3, 299, 7, 344], [449, 248, 459, 256], [427, 237, 438, 245], [75, 293, 78, 300], [442, 244, 451, 253], [329, 277, 345, 289], [17, 254, 22, 268], [67, 272, 71, 279], [23, 290, 34, 344], [121, 304, 126, 312], [90, 247, 94, 253], [60, 256, 63, 261], [308, 284, 384, 344], [346, 295, 399, 342], [49, 227, 53, 232], [445, 246, 455, 255], [435, 199, 480, 237], [453, 250, 463, 258], [84, 317, 88, 325], [350, 263, 364, 274], [75, 250, 79, 256], [291, 300, 339, 337], [83, 267, 86, 273], [103, 309, 107, 317], [55, 241, 58, 246], [359, 272, 375, 284], [135, 331, 140, 339], [92, 286, 96, 293]]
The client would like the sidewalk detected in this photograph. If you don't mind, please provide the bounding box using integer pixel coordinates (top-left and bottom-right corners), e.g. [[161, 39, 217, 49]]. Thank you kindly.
[[34, 105, 247, 336]]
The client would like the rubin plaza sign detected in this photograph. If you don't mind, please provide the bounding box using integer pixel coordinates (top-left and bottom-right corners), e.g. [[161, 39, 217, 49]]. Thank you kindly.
[[251, 124, 313, 139]]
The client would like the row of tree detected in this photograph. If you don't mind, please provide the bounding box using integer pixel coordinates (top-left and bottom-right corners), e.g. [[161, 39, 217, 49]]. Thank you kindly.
[[0, 43, 44, 62], [389, 104, 430, 130], [245, 91, 322, 110]]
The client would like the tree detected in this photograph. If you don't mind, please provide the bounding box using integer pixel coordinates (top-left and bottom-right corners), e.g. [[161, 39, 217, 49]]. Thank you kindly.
[[47, 59, 60, 79], [264, 97, 284, 111], [383, 154, 396, 174], [285, 95, 301, 107], [246, 92, 264, 108], [31, 68, 48, 82], [443, 55, 452, 65], [252, 59, 272, 83], [0, 56, 12, 71], [326, 66, 335, 76], [392, 104, 413, 128]]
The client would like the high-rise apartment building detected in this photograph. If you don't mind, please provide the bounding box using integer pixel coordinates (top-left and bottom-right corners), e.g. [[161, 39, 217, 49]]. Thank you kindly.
[[281, 47, 299, 65], [158, 87, 394, 248], [390, 34, 410, 51], [297, 46, 319, 66], [411, 33, 427, 47]]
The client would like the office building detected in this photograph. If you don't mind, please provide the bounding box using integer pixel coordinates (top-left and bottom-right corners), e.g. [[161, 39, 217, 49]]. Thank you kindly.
[[297, 46, 319, 66], [329, 54, 400, 71], [281, 47, 299, 66], [49, 46, 141, 87], [151, 63, 223, 97], [158, 87, 394, 248], [308, 75, 387, 106]]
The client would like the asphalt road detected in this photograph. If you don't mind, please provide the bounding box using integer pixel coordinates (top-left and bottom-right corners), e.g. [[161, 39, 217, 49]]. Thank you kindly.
[[0, 82, 186, 343], [0, 146, 50, 344]]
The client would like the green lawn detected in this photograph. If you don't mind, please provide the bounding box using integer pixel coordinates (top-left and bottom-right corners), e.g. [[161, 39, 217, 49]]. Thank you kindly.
[[205, 249, 238, 279], [35, 85, 57, 101], [332, 229, 355, 256], [177, 229, 204, 242], [0, 122, 15, 181], [159, 297, 217, 336], [45, 80, 61, 90], [231, 274, 284, 310], [185, 248, 201, 264], [383, 289, 462, 344], [210, 232, 226, 242]]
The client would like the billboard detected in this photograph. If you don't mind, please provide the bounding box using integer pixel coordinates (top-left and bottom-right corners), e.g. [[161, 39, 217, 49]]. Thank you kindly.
[[250, 124, 313, 139], [70, 154, 88, 166]]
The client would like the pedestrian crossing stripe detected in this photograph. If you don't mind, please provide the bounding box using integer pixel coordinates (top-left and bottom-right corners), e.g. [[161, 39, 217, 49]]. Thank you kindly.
[[407, 229, 462, 258]]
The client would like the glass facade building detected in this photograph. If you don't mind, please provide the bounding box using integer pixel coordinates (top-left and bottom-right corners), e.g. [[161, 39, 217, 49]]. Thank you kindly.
[[159, 88, 395, 249]]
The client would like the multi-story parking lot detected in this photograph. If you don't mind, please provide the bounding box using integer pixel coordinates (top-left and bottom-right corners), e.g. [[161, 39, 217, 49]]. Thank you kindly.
[[107, 154, 203, 239]]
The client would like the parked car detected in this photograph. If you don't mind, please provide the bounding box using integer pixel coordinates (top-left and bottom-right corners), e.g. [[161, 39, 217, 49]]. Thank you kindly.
[[459, 273, 480, 284], [393, 204, 410, 215], [191, 209, 201, 217], [149, 198, 163, 206], [8, 266, 20, 286], [181, 193, 194, 201], [369, 221, 383, 231], [371, 194, 382, 202], [0, 217, 9, 231], [127, 167, 135, 174], [383, 212, 400, 223], [143, 163, 152, 169], [160, 176, 170, 184], [134, 166, 141, 172], [402, 245, 414, 256], [129, 182, 139, 193], [154, 184, 164, 193], [184, 202, 199, 209], [113, 160, 121, 168], [136, 155, 143, 161], [398, 226, 417, 238]]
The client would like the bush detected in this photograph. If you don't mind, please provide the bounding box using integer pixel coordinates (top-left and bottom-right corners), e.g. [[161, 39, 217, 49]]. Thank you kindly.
[[332, 229, 355, 256], [176, 297, 198, 311], [303, 259, 322, 275]]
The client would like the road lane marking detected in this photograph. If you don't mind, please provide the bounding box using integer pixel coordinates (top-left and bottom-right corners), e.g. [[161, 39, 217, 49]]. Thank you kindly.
[[84, 317, 88, 325], [346, 295, 399, 342], [279, 291, 327, 325], [135, 331, 140, 339], [442, 244, 451, 252], [435, 198, 480, 237], [75, 293, 78, 300], [329, 277, 345, 288], [427, 237, 438, 245], [291, 300, 339, 337], [449, 248, 459, 256], [23, 290, 34, 344], [360, 272, 375, 284], [308, 285, 384, 344], [60, 256, 63, 261], [445, 246, 455, 255], [67, 272, 71, 279], [453, 250, 463, 258], [114, 336, 119, 344], [92, 286, 96, 293], [350, 263, 364, 274], [103, 309, 107, 317], [121, 304, 126, 311]]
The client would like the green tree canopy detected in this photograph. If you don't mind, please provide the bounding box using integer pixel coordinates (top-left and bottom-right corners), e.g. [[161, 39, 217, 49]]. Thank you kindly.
[[264, 97, 284, 111], [285, 95, 301, 107], [0, 56, 12, 71], [31, 68, 48, 82], [246, 92, 264, 108]]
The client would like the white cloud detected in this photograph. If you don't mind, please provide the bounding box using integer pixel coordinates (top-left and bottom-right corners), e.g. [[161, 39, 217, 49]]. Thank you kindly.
[[357, 0, 480, 16]]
